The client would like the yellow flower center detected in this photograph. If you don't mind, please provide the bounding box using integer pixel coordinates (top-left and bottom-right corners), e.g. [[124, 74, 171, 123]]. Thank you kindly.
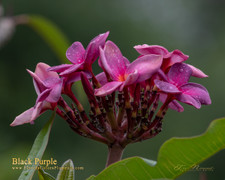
[[118, 74, 128, 82]]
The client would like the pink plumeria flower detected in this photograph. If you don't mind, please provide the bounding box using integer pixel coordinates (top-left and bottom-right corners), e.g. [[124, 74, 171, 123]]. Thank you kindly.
[[134, 44, 208, 78], [48, 32, 109, 78], [11, 63, 62, 126], [154, 63, 211, 109], [94, 41, 163, 96]]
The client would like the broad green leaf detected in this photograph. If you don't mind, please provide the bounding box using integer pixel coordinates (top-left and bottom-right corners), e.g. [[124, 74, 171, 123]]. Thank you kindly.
[[27, 15, 70, 63], [38, 166, 55, 180], [142, 158, 157, 166], [88, 117, 225, 180], [18, 111, 55, 180], [56, 159, 75, 180]]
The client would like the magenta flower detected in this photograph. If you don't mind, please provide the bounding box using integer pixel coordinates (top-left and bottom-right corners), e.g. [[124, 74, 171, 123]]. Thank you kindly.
[[94, 41, 163, 96], [134, 44, 208, 78], [154, 63, 211, 109], [11, 63, 62, 126], [49, 32, 109, 77]]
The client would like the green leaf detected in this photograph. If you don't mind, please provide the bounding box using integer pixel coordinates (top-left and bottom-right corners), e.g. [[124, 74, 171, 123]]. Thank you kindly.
[[27, 15, 70, 64], [87, 175, 96, 180], [56, 159, 75, 180], [88, 117, 225, 180], [18, 111, 55, 180], [38, 166, 55, 180]]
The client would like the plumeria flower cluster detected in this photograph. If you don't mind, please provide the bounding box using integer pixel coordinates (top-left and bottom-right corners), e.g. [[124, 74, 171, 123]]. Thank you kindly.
[[11, 32, 211, 166]]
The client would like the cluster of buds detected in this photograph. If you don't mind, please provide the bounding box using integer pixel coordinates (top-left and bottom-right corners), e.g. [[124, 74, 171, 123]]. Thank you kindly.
[[11, 32, 211, 166]]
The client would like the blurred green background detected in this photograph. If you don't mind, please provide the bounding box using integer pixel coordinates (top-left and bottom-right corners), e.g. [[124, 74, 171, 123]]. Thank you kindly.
[[1, 0, 225, 179]]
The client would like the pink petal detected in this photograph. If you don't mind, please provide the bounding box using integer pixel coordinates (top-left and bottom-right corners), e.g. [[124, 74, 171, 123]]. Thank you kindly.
[[11, 102, 52, 126], [85, 31, 109, 66], [126, 54, 163, 83], [66, 71, 92, 84], [157, 69, 169, 81], [123, 56, 131, 67], [31, 102, 51, 122], [99, 56, 130, 70], [100, 41, 127, 81], [168, 63, 192, 86], [123, 70, 139, 86], [46, 81, 63, 103], [59, 63, 84, 76], [154, 80, 181, 93], [10, 107, 34, 126], [36, 89, 51, 104], [66, 41, 85, 64], [35, 63, 59, 80], [187, 64, 208, 78], [119, 70, 139, 91], [159, 94, 184, 112], [179, 83, 211, 105], [95, 72, 108, 86], [176, 93, 201, 109], [31, 102, 43, 121], [43, 77, 61, 88], [98, 57, 104, 69], [134, 44, 169, 56], [27, 69, 46, 95], [169, 100, 184, 112], [164, 49, 189, 66], [94, 81, 122, 96], [48, 64, 72, 73]]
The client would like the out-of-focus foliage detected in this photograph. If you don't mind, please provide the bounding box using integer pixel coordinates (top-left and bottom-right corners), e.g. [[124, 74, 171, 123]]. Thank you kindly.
[[27, 15, 70, 64], [1, 0, 225, 180]]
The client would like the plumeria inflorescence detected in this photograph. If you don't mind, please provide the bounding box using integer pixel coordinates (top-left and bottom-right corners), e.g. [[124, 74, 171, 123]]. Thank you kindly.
[[11, 32, 211, 166]]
